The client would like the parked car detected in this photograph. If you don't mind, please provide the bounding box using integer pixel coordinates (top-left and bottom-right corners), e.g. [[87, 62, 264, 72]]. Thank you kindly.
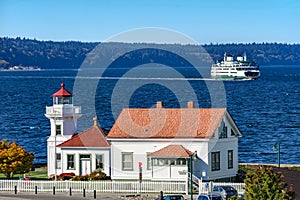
[[156, 194, 185, 200], [212, 186, 238, 199], [197, 194, 223, 200]]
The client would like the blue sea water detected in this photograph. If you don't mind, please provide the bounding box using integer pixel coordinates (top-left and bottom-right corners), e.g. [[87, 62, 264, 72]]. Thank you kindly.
[[0, 66, 299, 164]]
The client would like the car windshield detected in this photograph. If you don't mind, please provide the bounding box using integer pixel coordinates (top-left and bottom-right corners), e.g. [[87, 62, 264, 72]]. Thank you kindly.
[[165, 195, 184, 200], [222, 186, 236, 191]]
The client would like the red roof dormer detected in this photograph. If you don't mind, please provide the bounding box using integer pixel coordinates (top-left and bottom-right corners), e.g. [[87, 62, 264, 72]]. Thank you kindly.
[[52, 83, 72, 97]]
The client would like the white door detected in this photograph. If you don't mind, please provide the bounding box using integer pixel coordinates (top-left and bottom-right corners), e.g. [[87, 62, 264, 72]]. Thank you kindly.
[[80, 160, 91, 175]]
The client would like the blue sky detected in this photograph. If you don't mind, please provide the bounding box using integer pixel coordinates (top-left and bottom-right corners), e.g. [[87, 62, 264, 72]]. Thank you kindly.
[[1, 0, 300, 44]]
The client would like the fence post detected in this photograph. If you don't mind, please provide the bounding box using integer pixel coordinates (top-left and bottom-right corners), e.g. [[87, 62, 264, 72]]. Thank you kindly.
[[83, 188, 86, 197], [159, 191, 164, 200], [35, 186, 37, 194], [94, 190, 96, 199], [14, 185, 17, 194]]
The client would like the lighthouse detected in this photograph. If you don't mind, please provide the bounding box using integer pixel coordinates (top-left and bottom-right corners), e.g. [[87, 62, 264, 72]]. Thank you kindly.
[[45, 83, 82, 177]]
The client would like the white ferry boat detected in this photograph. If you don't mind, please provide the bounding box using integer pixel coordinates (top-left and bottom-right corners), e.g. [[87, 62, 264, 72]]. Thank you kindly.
[[211, 53, 260, 80]]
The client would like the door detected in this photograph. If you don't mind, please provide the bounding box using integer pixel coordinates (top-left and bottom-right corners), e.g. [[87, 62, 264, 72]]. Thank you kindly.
[[80, 154, 91, 175], [80, 159, 91, 175]]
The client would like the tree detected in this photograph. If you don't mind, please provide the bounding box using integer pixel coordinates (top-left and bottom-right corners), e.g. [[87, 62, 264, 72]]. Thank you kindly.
[[0, 140, 34, 178], [244, 166, 295, 200]]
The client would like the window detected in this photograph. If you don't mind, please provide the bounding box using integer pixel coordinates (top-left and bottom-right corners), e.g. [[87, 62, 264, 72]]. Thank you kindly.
[[150, 158, 187, 166], [95, 154, 103, 169], [56, 125, 62, 135], [122, 152, 133, 171], [231, 128, 235, 136], [219, 124, 228, 139], [56, 153, 61, 169], [228, 150, 233, 169], [67, 154, 75, 169], [211, 152, 220, 171], [147, 153, 151, 170]]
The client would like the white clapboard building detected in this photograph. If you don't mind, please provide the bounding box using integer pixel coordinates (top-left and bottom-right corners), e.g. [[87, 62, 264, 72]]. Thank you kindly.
[[46, 84, 242, 182]]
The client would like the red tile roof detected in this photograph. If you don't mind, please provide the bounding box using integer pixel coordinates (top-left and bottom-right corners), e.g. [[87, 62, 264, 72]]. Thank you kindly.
[[148, 145, 193, 157], [52, 83, 72, 97], [58, 120, 110, 147], [107, 108, 226, 139]]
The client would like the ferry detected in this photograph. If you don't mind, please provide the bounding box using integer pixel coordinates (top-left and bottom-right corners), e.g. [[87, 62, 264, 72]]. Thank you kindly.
[[211, 53, 260, 80]]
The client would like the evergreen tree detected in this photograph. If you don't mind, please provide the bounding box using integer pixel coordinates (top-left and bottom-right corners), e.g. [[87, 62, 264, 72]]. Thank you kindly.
[[244, 166, 295, 200]]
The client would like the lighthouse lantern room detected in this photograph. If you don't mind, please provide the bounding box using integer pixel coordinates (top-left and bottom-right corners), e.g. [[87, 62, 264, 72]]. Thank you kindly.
[[45, 83, 82, 177]]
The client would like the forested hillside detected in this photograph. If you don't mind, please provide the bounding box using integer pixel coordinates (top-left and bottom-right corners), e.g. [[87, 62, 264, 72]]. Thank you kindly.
[[1, 37, 300, 69]]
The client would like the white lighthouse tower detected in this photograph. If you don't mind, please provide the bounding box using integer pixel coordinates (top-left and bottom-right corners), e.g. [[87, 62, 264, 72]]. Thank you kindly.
[[45, 83, 82, 177]]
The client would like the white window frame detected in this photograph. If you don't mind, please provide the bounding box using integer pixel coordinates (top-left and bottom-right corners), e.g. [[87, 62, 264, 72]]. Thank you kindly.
[[67, 154, 75, 170], [122, 152, 133, 171], [56, 153, 61, 169]]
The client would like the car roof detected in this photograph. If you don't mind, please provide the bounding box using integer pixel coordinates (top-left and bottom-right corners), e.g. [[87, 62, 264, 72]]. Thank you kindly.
[[220, 186, 236, 190], [199, 194, 222, 197]]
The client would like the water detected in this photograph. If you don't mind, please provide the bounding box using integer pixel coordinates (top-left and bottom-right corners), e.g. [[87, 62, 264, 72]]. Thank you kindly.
[[0, 66, 299, 164]]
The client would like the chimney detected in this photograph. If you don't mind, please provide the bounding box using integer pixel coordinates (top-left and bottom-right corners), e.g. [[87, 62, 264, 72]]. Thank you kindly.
[[93, 116, 98, 127], [187, 101, 194, 108], [156, 101, 163, 108]]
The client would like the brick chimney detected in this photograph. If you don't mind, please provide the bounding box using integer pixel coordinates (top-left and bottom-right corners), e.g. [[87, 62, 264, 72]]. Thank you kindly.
[[156, 101, 163, 108], [187, 101, 194, 108], [93, 116, 98, 127]]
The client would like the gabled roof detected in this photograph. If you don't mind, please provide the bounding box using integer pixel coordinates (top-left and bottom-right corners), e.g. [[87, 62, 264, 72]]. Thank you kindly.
[[52, 83, 72, 97], [148, 145, 193, 158], [58, 117, 110, 148], [107, 108, 227, 139]]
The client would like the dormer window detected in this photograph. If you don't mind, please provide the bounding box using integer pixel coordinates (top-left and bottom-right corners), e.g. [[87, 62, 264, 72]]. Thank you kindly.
[[231, 128, 235, 136], [219, 121, 228, 139]]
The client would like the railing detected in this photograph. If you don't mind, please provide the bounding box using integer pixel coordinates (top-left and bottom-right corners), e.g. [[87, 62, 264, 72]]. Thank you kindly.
[[45, 106, 81, 116], [199, 182, 245, 195], [0, 180, 186, 194], [186, 173, 245, 195]]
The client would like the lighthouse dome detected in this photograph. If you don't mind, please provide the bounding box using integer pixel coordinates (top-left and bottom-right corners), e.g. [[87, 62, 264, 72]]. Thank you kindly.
[[52, 83, 73, 104]]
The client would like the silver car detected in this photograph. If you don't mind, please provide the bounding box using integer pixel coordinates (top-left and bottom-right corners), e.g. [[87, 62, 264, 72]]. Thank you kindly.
[[212, 186, 238, 200], [197, 194, 223, 200]]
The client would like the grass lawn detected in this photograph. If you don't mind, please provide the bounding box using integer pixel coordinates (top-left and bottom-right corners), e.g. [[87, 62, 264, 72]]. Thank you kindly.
[[0, 170, 48, 180]]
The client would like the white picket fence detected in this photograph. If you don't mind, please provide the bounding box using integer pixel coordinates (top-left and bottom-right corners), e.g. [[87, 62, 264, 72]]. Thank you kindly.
[[0, 180, 186, 194], [0, 180, 245, 195]]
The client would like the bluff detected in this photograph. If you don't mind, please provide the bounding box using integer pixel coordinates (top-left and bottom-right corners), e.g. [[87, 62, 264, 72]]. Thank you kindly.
[[1, 37, 300, 69]]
